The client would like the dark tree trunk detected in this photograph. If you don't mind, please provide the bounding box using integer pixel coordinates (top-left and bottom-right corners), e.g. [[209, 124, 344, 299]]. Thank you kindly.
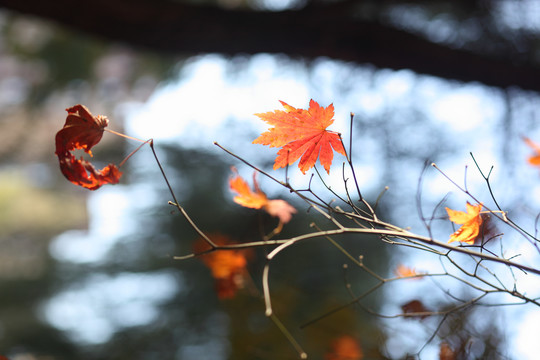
[[1, 0, 539, 91]]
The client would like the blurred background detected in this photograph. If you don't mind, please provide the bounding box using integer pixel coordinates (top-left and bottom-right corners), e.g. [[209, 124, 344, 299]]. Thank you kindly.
[[0, 0, 539, 359]]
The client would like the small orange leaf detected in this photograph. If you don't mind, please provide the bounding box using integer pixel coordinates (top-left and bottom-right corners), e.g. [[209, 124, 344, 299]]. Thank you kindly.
[[445, 202, 483, 245], [253, 99, 346, 174], [325, 336, 363, 360], [394, 264, 422, 279], [229, 169, 296, 223], [229, 169, 268, 209], [55, 105, 122, 190], [524, 137, 540, 166]]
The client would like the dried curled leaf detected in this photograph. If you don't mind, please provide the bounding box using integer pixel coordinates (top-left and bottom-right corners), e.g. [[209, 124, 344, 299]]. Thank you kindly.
[[229, 168, 296, 224], [445, 202, 483, 245], [253, 99, 346, 174], [58, 154, 122, 191], [55, 104, 108, 155], [55, 105, 122, 190], [325, 336, 363, 360]]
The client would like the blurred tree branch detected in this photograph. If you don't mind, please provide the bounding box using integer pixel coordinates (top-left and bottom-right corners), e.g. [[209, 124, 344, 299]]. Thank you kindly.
[[1, 0, 539, 91]]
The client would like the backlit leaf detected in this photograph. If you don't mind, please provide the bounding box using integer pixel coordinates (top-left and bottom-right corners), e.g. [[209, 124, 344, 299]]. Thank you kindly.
[[55, 104, 108, 156], [55, 105, 122, 190], [253, 99, 346, 174], [445, 202, 483, 245], [229, 168, 268, 210], [229, 168, 296, 224], [58, 154, 122, 191]]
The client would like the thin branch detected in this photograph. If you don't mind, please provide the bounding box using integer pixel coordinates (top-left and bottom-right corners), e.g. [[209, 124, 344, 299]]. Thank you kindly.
[[148, 140, 216, 248]]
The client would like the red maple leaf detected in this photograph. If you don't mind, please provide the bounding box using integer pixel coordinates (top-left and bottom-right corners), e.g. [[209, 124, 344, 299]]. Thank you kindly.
[[253, 99, 346, 174], [55, 104, 108, 155], [55, 105, 122, 190]]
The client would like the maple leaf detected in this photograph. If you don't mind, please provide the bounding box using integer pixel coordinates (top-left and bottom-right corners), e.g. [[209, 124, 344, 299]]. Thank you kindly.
[[325, 336, 363, 360], [194, 234, 250, 299], [55, 105, 122, 190], [229, 169, 296, 224], [55, 104, 109, 156], [253, 99, 346, 174], [445, 202, 483, 245], [524, 137, 540, 166]]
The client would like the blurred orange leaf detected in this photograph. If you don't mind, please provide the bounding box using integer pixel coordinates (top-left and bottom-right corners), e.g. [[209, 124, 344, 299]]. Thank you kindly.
[[394, 264, 422, 279], [229, 169, 268, 209], [325, 336, 363, 360], [439, 342, 457, 360], [55, 105, 122, 190], [229, 169, 296, 224], [253, 99, 346, 174], [524, 137, 540, 166], [445, 202, 483, 245], [194, 235, 250, 299], [264, 199, 297, 224]]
